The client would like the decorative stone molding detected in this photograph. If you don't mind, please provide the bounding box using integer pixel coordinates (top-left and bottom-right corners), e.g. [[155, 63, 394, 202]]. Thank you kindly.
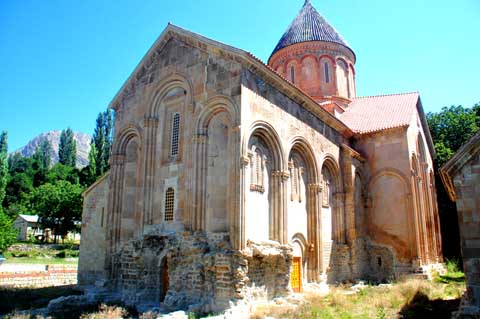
[[240, 155, 250, 167], [192, 134, 208, 144], [143, 117, 159, 128]]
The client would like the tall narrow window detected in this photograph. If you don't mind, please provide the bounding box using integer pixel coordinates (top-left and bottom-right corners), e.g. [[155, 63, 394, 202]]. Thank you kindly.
[[164, 188, 175, 221], [324, 62, 330, 83], [250, 147, 265, 193], [290, 66, 295, 84], [170, 113, 180, 157]]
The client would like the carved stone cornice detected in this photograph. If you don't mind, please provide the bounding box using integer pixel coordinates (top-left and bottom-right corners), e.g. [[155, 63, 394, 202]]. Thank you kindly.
[[307, 183, 322, 192], [271, 170, 290, 181], [241, 155, 250, 167]]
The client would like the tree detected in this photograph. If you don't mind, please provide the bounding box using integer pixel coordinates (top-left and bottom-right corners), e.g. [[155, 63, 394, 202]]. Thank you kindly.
[[58, 128, 77, 167], [0, 210, 17, 252], [31, 180, 83, 243], [0, 131, 8, 209], [33, 138, 52, 171], [90, 108, 114, 179], [46, 163, 79, 185], [427, 105, 479, 168], [427, 103, 480, 261], [81, 141, 98, 186]]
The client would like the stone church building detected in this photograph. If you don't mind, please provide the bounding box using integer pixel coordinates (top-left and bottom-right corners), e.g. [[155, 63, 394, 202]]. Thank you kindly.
[[79, 0, 443, 311]]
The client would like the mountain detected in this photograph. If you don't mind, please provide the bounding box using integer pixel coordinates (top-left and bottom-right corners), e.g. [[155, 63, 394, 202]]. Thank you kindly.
[[15, 131, 92, 168]]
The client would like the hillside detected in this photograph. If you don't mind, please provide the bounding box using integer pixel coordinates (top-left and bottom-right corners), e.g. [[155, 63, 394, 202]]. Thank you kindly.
[[14, 131, 91, 168]]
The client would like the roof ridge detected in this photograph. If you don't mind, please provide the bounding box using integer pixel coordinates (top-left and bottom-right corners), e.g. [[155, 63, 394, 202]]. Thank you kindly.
[[354, 91, 419, 99]]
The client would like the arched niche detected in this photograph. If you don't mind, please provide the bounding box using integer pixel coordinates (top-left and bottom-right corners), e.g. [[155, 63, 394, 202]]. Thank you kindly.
[[245, 135, 273, 243], [300, 56, 318, 95], [320, 164, 335, 273], [242, 122, 284, 245], [192, 96, 238, 233], [120, 137, 141, 243], [336, 59, 349, 98], [319, 56, 335, 96], [348, 64, 356, 98], [286, 60, 299, 85], [354, 173, 365, 237], [205, 111, 233, 232], [286, 139, 318, 246], [369, 170, 412, 260]]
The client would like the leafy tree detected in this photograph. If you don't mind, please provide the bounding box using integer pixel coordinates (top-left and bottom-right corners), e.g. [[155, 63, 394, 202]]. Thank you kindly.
[[4, 173, 34, 210], [0, 131, 8, 208], [427, 103, 480, 261], [30, 180, 83, 243], [31, 138, 53, 187], [0, 210, 17, 252], [90, 108, 114, 179], [33, 138, 52, 171], [46, 163, 79, 184], [58, 128, 77, 167], [427, 105, 479, 168], [81, 141, 98, 186]]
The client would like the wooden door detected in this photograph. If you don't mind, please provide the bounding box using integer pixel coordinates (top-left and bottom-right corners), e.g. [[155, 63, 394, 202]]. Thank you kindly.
[[290, 257, 302, 293], [160, 259, 169, 302]]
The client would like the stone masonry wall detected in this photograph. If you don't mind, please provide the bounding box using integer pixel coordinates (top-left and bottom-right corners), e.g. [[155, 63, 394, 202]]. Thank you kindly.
[[0, 265, 77, 288], [113, 232, 292, 313], [453, 152, 480, 317]]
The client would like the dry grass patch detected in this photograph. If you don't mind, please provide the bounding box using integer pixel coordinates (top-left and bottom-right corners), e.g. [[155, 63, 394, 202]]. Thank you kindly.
[[252, 278, 465, 319]]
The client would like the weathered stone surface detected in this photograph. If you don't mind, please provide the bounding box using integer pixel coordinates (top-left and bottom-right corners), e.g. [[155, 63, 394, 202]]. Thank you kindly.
[[79, 2, 443, 314], [442, 132, 480, 317]]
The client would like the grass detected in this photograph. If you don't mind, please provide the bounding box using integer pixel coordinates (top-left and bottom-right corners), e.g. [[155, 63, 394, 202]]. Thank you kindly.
[[434, 259, 465, 284], [0, 260, 466, 319], [252, 276, 465, 319], [3, 243, 79, 265]]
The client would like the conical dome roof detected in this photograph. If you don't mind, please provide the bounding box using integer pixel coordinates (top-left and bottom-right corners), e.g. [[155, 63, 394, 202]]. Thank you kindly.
[[270, 0, 353, 58]]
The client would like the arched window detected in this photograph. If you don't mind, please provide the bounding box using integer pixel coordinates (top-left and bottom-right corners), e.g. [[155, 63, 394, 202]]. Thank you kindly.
[[289, 159, 303, 202], [290, 66, 295, 84], [170, 113, 180, 157], [324, 62, 330, 83], [164, 187, 175, 221], [250, 147, 266, 193]]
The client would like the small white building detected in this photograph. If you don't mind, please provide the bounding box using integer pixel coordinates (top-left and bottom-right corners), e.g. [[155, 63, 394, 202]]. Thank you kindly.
[[13, 214, 41, 241]]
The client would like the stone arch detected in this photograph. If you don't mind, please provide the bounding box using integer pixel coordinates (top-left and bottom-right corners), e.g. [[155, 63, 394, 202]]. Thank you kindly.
[[113, 125, 143, 156], [115, 126, 143, 244], [285, 59, 300, 84], [320, 154, 342, 193], [286, 137, 321, 281], [300, 55, 319, 95], [286, 136, 319, 183], [291, 232, 309, 279], [319, 55, 335, 95], [243, 121, 285, 244], [336, 58, 349, 98], [319, 155, 342, 274], [368, 168, 415, 262], [192, 95, 238, 233], [196, 95, 239, 131], [244, 121, 285, 171], [147, 72, 193, 118], [348, 64, 356, 97]]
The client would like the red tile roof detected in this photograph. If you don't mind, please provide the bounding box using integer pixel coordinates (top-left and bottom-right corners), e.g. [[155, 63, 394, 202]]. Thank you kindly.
[[339, 92, 419, 134]]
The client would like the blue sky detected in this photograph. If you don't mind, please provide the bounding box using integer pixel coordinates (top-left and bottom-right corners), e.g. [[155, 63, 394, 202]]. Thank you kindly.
[[1, 0, 479, 151]]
